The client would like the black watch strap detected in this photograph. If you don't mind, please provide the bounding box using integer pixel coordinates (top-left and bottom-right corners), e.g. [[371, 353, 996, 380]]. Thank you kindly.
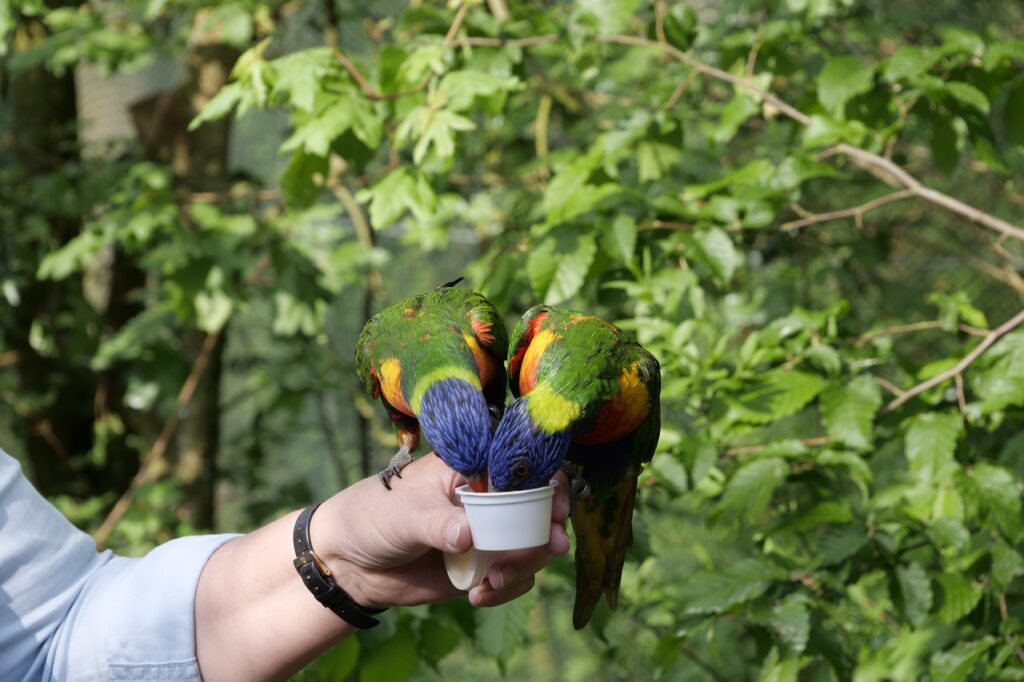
[[292, 502, 386, 629]]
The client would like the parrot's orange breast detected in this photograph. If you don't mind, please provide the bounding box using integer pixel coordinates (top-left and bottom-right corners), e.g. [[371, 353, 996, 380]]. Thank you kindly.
[[575, 363, 650, 445]]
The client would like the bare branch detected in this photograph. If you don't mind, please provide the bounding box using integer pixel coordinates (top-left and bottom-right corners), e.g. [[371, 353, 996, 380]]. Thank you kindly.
[[594, 34, 1024, 243], [443, 2, 470, 46], [884, 308, 1024, 413], [638, 220, 696, 232], [781, 190, 914, 232], [855, 320, 988, 347], [95, 329, 222, 549], [874, 375, 905, 397], [662, 70, 698, 111], [955, 373, 967, 412]]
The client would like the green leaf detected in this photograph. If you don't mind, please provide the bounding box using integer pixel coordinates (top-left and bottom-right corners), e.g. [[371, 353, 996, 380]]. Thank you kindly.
[[992, 540, 1024, 590], [359, 625, 418, 682], [310, 637, 360, 681], [693, 228, 742, 283], [410, 109, 476, 164], [194, 289, 233, 333], [802, 114, 868, 148], [896, 562, 933, 627], [964, 463, 1022, 541], [189, 82, 243, 130], [439, 70, 521, 111], [720, 457, 788, 523], [713, 94, 760, 144], [944, 82, 990, 113], [758, 648, 800, 682], [283, 90, 382, 156], [817, 56, 874, 117], [817, 524, 868, 566], [905, 411, 962, 484], [272, 48, 335, 113], [930, 638, 996, 682], [680, 558, 785, 614], [37, 230, 106, 280], [417, 617, 461, 668], [983, 40, 1024, 70], [475, 589, 537, 660], [281, 150, 327, 209], [636, 141, 683, 181], [883, 46, 939, 82], [361, 168, 437, 228], [526, 226, 597, 304], [772, 595, 810, 653], [603, 214, 636, 263], [650, 454, 688, 493], [930, 116, 961, 174], [937, 574, 983, 624], [820, 375, 882, 451], [731, 370, 826, 424], [541, 154, 621, 227]]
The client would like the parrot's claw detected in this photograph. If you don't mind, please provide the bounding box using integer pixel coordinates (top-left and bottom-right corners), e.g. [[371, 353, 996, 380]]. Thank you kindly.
[[378, 447, 414, 491], [560, 462, 592, 500]]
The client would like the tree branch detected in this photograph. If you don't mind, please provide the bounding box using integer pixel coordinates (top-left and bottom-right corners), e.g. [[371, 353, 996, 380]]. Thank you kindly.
[[781, 189, 914, 232], [884, 308, 1024, 413], [594, 33, 1024, 243], [855, 320, 989, 347], [94, 329, 222, 549]]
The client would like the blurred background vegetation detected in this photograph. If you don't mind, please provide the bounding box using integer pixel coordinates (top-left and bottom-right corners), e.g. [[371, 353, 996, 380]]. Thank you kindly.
[[2, 0, 1024, 679]]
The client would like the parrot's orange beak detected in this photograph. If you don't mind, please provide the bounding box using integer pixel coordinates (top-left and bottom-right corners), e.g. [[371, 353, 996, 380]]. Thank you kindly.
[[468, 474, 489, 493]]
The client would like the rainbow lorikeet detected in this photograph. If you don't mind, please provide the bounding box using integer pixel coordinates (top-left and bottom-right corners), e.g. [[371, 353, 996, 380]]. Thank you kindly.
[[486, 305, 661, 629], [355, 279, 508, 491]]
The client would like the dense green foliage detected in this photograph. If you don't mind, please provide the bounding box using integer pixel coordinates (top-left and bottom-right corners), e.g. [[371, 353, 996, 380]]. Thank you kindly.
[[3, 0, 1024, 679]]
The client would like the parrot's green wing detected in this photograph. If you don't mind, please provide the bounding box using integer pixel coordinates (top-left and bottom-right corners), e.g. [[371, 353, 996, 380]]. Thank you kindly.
[[354, 283, 509, 450], [568, 345, 661, 629]]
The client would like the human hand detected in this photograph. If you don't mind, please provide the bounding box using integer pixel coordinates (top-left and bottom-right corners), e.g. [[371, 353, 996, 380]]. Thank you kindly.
[[310, 453, 571, 610]]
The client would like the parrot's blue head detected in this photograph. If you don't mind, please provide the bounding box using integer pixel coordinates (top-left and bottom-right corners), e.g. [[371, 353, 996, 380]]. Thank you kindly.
[[487, 397, 572, 491], [418, 378, 499, 491]]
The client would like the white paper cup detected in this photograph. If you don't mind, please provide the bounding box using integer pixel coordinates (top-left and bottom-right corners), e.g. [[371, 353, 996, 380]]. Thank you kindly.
[[457, 480, 558, 551], [443, 480, 558, 590]]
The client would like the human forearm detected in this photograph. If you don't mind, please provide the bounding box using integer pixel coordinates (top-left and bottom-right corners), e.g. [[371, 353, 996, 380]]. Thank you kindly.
[[194, 509, 356, 682], [194, 455, 570, 681]]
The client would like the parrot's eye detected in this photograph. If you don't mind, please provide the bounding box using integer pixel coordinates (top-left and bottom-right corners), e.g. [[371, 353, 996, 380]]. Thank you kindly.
[[488, 405, 502, 419], [511, 460, 531, 480]]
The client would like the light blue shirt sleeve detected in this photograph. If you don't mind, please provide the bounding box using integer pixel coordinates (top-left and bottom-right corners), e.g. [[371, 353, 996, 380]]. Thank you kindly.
[[0, 449, 240, 681]]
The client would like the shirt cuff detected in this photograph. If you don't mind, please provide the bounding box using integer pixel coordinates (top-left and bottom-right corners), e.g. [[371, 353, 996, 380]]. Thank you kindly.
[[50, 533, 240, 681]]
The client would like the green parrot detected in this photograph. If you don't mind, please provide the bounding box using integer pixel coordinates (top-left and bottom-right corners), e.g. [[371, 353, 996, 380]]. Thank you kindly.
[[485, 305, 661, 629], [355, 279, 509, 490]]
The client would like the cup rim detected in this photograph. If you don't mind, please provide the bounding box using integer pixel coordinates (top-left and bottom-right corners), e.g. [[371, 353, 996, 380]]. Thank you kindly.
[[455, 479, 558, 500]]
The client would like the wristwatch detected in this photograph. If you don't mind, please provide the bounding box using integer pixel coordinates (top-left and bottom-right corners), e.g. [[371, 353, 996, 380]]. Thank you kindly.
[[292, 502, 387, 629]]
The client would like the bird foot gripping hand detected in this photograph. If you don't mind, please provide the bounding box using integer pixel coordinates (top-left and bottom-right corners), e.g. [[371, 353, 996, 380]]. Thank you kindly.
[[377, 446, 413, 491]]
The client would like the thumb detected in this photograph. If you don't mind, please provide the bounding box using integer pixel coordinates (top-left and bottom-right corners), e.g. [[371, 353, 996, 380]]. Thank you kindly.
[[418, 506, 472, 553]]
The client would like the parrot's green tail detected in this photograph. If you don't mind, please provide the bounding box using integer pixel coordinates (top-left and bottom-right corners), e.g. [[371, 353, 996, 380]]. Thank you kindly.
[[571, 476, 639, 629]]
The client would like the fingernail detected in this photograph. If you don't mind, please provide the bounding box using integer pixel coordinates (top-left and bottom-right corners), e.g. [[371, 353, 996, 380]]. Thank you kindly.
[[489, 566, 514, 590], [561, 498, 571, 519], [444, 520, 462, 549]]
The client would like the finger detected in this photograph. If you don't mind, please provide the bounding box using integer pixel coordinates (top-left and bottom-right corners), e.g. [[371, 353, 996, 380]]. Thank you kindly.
[[469, 575, 536, 607], [548, 520, 570, 555], [551, 471, 570, 523], [486, 537, 562, 589], [414, 506, 472, 554]]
